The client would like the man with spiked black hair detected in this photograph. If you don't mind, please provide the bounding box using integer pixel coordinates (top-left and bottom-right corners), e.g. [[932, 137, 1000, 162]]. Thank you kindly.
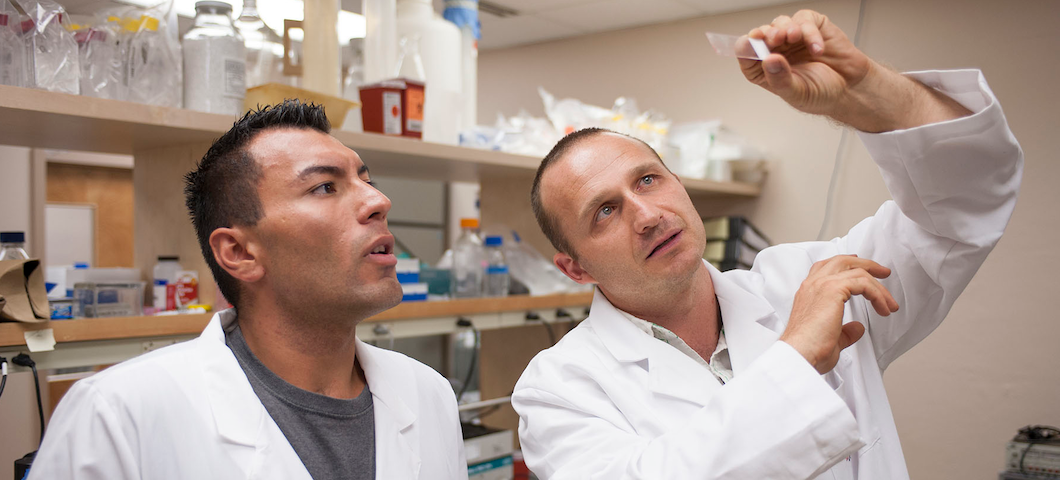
[[31, 101, 469, 480]]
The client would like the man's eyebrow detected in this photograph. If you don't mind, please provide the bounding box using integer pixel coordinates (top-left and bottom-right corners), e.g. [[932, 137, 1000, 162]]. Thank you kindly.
[[297, 164, 346, 180], [358, 164, 370, 176], [579, 189, 613, 222]]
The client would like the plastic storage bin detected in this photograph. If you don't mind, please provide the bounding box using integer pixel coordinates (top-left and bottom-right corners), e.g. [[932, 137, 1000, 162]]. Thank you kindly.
[[74, 281, 145, 318]]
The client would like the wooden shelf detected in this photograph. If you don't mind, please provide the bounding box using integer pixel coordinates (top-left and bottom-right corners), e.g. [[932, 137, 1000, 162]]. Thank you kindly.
[[0, 85, 760, 196], [0, 292, 594, 348]]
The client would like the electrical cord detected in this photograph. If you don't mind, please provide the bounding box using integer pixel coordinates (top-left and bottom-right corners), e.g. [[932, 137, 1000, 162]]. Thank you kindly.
[[1018, 425, 1060, 475], [816, 0, 869, 240], [12, 353, 45, 447], [455, 318, 478, 404], [525, 312, 556, 346], [0, 356, 8, 400]]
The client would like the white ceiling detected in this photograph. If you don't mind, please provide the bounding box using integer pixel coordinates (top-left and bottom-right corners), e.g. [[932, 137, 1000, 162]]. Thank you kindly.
[[430, 0, 803, 50]]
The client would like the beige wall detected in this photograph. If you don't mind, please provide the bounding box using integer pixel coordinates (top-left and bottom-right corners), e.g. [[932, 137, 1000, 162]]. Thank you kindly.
[[479, 0, 1060, 477]]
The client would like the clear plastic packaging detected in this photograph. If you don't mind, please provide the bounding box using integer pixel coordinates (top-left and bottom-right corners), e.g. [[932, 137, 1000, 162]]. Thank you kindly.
[[483, 235, 509, 297], [22, 0, 79, 94], [124, 12, 182, 107], [73, 22, 124, 99], [182, 1, 246, 115], [0, 2, 25, 87], [450, 218, 484, 298]]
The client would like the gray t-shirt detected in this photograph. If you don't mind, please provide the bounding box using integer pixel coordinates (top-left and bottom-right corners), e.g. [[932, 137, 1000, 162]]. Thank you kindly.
[[226, 323, 375, 480]]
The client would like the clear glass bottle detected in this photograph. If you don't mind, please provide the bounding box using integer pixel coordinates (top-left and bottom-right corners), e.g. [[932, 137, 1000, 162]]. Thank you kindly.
[[233, 0, 283, 89], [0, 231, 29, 260], [450, 218, 483, 298], [183, 1, 246, 115], [483, 235, 510, 297]]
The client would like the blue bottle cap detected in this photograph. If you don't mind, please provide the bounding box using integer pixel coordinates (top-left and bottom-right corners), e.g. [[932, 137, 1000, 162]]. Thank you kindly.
[[0, 231, 25, 243], [484, 235, 503, 246]]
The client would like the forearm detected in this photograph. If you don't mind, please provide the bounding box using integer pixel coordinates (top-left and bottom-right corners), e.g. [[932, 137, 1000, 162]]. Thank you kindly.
[[832, 61, 973, 133]]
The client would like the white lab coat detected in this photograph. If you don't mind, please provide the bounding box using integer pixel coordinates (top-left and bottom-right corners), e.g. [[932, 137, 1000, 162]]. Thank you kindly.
[[29, 309, 469, 480], [512, 69, 1023, 480]]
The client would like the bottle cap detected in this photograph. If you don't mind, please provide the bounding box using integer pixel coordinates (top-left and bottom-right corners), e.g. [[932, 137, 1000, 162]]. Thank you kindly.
[[460, 218, 479, 229], [484, 235, 503, 246], [0, 231, 25, 243]]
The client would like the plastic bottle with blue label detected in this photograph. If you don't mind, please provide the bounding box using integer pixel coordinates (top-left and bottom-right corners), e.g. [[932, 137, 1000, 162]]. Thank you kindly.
[[483, 235, 509, 297]]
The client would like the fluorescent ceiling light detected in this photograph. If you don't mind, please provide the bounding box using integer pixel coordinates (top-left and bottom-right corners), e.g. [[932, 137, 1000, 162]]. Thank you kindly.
[[113, 0, 365, 43]]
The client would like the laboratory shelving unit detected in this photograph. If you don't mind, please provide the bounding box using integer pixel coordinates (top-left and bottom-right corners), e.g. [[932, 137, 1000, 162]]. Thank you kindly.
[[0, 292, 594, 370], [0, 84, 761, 436]]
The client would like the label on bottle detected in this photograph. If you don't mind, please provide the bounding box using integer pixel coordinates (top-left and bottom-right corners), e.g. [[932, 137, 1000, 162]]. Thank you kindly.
[[153, 280, 168, 310], [405, 87, 424, 133], [383, 91, 402, 135], [175, 271, 199, 308], [487, 266, 509, 274], [224, 58, 247, 98]]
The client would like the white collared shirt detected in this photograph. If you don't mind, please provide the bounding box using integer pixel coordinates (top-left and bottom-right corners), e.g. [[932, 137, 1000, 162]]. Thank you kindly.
[[617, 310, 733, 384]]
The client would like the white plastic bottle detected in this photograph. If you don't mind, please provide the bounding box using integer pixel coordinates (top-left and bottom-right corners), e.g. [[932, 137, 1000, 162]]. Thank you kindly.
[[442, 0, 477, 131], [396, 0, 462, 144], [153, 256, 182, 312], [483, 235, 509, 297], [450, 218, 483, 298]]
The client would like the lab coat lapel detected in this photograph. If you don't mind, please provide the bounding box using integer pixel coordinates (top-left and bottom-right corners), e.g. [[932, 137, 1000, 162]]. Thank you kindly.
[[705, 262, 780, 375], [589, 289, 722, 407], [356, 338, 421, 480], [196, 311, 312, 479]]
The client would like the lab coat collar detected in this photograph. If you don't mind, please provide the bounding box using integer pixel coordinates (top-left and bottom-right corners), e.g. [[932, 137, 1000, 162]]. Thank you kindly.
[[589, 261, 778, 377], [356, 338, 422, 479], [198, 309, 265, 448], [703, 261, 780, 375]]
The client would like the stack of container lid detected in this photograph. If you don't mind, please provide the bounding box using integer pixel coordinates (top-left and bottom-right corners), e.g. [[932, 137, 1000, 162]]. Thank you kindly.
[[397, 257, 427, 302]]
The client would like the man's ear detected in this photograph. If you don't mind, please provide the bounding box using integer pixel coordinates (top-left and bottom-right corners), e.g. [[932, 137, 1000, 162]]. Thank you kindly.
[[209, 227, 265, 284], [554, 252, 597, 285]]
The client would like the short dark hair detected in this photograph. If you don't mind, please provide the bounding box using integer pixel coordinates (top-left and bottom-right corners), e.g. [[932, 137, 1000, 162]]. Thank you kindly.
[[184, 100, 331, 310], [530, 127, 666, 257]]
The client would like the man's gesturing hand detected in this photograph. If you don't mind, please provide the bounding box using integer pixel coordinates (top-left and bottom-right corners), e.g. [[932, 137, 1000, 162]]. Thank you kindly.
[[780, 255, 899, 374]]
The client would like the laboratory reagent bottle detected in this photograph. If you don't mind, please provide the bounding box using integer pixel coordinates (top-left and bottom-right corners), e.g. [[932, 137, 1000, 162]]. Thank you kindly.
[[450, 218, 483, 298], [0, 231, 29, 260], [483, 235, 509, 297], [153, 256, 182, 311]]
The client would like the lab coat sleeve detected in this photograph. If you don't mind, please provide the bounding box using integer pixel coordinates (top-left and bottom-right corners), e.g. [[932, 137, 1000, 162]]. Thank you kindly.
[[514, 341, 863, 479], [834, 69, 1023, 370], [27, 380, 140, 480]]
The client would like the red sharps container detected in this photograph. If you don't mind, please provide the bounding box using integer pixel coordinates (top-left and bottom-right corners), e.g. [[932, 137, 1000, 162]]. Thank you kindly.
[[359, 78, 425, 139]]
